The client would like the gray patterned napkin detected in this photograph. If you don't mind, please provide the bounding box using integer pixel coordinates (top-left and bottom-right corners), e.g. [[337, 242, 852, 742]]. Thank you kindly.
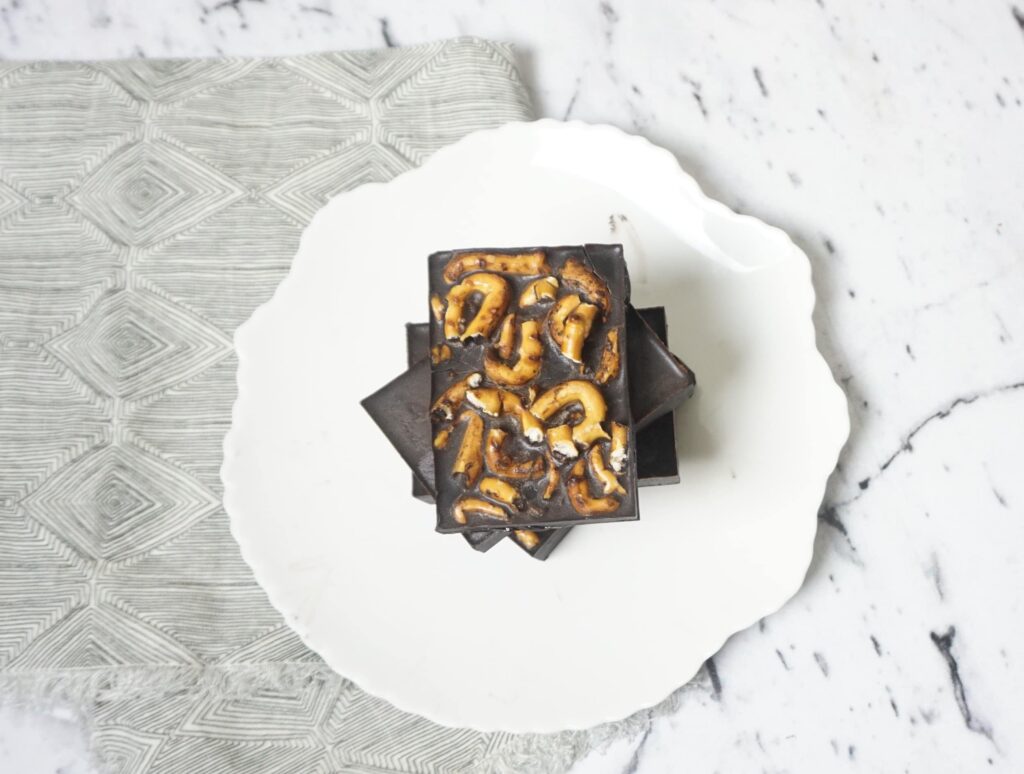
[[0, 38, 640, 773]]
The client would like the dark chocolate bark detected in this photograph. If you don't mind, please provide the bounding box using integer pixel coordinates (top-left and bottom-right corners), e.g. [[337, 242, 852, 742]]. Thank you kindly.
[[428, 245, 638, 532], [363, 306, 690, 558], [413, 310, 681, 556]]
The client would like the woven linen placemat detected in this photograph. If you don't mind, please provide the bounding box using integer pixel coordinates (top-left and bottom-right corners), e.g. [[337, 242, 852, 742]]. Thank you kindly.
[[0, 38, 676, 773]]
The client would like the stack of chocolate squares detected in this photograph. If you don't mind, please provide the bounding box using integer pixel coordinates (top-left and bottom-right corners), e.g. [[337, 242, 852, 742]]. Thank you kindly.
[[362, 244, 695, 560]]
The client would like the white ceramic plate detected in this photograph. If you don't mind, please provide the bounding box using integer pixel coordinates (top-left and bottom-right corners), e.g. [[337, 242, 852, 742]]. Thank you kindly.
[[223, 120, 849, 733]]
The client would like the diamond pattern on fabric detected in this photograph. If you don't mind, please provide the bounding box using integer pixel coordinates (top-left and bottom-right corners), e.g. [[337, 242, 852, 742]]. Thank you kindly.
[[45, 288, 232, 400], [8, 604, 200, 669], [94, 59, 258, 104], [0, 178, 26, 221], [21, 442, 220, 560], [93, 726, 166, 774], [158, 62, 369, 190], [68, 140, 247, 247], [0, 63, 142, 200], [0, 39, 570, 774]]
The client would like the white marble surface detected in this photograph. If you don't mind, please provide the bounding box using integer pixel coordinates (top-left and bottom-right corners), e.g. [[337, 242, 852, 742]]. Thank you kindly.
[[1, 0, 1022, 771]]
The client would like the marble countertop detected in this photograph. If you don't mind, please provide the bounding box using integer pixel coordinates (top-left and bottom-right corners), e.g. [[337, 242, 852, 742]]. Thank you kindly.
[[2, 0, 1022, 771]]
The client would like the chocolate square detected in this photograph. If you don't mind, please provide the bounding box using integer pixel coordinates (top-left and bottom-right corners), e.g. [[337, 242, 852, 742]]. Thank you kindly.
[[428, 245, 638, 532], [361, 358, 435, 499], [405, 323, 437, 503], [626, 305, 696, 428], [632, 307, 682, 487]]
